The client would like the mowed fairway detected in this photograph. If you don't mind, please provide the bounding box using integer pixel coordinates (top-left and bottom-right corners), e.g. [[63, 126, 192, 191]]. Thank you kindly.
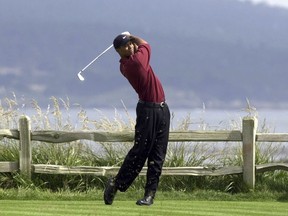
[[0, 200, 287, 216]]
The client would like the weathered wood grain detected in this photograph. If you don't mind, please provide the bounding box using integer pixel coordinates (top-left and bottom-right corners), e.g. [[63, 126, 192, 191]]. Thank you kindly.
[[256, 163, 288, 172], [31, 131, 134, 143], [257, 133, 288, 142], [0, 129, 19, 140], [31, 130, 243, 143], [32, 164, 243, 176], [0, 161, 18, 172]]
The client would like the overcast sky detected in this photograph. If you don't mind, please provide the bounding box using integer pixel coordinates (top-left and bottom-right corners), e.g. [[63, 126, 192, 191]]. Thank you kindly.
[[239, 0, 288, 8]]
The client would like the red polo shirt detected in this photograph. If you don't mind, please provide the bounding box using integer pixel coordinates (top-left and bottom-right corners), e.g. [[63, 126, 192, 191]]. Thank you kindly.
[[119, 43, 165, 103]]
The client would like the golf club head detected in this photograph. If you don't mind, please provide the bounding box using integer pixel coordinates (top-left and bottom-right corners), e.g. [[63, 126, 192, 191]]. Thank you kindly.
[[77, 71, 85, 81]]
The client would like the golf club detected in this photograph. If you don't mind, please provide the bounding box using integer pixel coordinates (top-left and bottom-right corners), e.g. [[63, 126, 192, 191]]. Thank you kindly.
[[77, 31, 130, 81], [77, 44, 113, 81]]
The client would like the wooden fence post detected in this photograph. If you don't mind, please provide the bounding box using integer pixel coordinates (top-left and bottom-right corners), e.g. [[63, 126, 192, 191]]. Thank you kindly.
[[242, 116, 258, 189], [19, 115, 32, 179]]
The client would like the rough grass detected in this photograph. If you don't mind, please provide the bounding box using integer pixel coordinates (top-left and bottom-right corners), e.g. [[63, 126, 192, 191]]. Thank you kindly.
[[1, 96, 288, 193]]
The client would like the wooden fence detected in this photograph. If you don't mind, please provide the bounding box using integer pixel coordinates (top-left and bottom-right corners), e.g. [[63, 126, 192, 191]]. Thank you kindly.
[[1, 115, 288, 189]]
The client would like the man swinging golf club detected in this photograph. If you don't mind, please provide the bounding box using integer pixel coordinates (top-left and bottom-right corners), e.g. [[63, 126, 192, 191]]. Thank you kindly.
[[104, 33, 171, 206]]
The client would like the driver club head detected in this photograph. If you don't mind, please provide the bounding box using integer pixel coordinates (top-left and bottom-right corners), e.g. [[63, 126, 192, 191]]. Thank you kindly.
[[77, 71, 85, 81]]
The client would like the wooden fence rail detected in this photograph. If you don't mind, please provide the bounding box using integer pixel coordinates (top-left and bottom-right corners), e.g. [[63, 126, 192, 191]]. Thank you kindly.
[[1, 115, 288, 189]]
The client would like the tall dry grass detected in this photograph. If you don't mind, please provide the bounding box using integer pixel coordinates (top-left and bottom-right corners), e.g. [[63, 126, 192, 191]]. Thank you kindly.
[[0, 95, 287, 193]]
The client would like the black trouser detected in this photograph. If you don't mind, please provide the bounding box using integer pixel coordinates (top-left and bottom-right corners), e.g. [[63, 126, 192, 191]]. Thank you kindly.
[[115, 101, 170, 196]]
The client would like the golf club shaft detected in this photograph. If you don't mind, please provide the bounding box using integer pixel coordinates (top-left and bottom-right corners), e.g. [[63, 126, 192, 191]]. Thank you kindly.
[[80, 44, 113, 72]]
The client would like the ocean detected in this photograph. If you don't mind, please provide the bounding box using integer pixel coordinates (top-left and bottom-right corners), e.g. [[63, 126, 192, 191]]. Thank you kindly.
[[17, 106, 288, 133], [52, 107, 288, 133]]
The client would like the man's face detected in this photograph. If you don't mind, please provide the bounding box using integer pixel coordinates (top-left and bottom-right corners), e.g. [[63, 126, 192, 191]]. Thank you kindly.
[[117, 41, 137, 58]]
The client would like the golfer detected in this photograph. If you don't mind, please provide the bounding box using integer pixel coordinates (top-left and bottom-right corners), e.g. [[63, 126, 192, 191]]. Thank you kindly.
[[104, 33, 170, 206]]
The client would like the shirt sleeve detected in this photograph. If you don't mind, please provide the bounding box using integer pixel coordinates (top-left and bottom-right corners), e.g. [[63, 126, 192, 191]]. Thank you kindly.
[[132, 44, 151, 71]]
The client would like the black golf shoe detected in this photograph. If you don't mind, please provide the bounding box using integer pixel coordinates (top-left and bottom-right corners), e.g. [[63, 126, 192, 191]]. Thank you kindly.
[[136, 195, 154, 206], [104, 177, 117, 205]]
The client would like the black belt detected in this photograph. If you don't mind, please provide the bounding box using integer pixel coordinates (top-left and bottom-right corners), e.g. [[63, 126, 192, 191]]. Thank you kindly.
[[138, 100, 166, 108]]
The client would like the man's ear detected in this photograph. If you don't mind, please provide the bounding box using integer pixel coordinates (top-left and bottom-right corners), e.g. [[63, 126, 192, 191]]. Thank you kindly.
[[116, 48, 124, 58], [115, 48, 121, 54]]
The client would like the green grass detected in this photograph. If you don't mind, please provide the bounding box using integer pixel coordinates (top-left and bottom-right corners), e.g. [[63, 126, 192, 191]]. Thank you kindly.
[[1, 188, 288, 215], [0, 200, 287, 216]]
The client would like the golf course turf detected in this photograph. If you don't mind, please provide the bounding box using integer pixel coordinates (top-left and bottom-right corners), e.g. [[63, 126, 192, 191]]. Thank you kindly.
[[0, 200, 287, 215]]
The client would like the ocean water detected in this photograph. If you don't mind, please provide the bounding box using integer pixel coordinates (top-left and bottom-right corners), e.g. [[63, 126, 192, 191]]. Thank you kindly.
[[19, 107, 288, 132], [57, 108, 288, 132]]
